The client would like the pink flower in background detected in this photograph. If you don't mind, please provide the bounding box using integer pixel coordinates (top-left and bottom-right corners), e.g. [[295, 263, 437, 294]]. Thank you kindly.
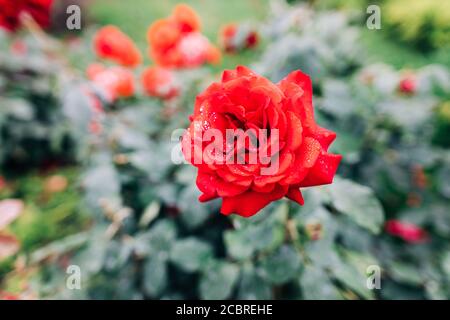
[[398, 74, 417, 94], [87, 63, 135, 102], [385, 220, 428, 244], [141, 66, 180, 100], [177, 32, 215, 68], [0, 199, 24, 230]]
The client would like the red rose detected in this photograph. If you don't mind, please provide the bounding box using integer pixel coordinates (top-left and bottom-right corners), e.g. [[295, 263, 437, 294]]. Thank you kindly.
[[141, 66, 179, 100], [0, 0, 53, 32], [385, 220, 428, 244], [93, 26, 142, 68], [182, 66, 341, 217]]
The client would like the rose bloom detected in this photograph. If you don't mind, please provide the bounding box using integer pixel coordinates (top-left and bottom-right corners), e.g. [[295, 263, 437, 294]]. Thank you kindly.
[[93, 25, 142, 68], [87, 63, 135, 102], [385, 220, 428, 244], [147, 4, 220, 68], [182, 66, 341, 217], [0, 0, 53, 31], [219, 23, 259, 53], [141, 66, 179, 100]]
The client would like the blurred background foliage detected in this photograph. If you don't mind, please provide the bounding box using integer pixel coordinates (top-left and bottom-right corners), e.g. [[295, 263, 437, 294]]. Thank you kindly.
[[0, 0, 449, 300]]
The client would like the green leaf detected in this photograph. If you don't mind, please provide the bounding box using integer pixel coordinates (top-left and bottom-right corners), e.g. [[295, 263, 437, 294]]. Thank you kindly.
[[388, 262, 423, 286], [143, 252, 168, 297], [261, 245, 301, 285], [300, 265, 342, 300], [224, 229, 255, 261], [134, 220, 177, 257], [332, 262, 374, 299], [178, 184, 210, 230], [199, 262, 239, 299], [327, 178, 384, 234], [225, 217, 285, 261], [170, 238, 213, 272], [237, 265, 271, 300]]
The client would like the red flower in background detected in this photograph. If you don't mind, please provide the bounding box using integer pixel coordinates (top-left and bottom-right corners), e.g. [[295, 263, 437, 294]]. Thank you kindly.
[[385, 220, 429, 244], [93, 26, 142, 68], [219, 23, 259, 53], [141, 66, 179, 100], [182, 66, 341, 217], [0, 0, 53, 32], [147, 4, 220, 68], [0, 292, 19, 300], [0, 176, 6, 190], [398, 73, 417, 94], [87, 63, 135, 102]]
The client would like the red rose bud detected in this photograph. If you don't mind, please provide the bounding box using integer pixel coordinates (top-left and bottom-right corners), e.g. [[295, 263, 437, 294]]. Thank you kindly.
[[93, 26, 142, 68], [182, 66, 341, 217], [0, 0, 53, 32], [385, 220, 428, 244], [141, 66, 179, 100], [398, 74, 417, 94], [87, 63, 135, 102], [245, 31, 259, 49]]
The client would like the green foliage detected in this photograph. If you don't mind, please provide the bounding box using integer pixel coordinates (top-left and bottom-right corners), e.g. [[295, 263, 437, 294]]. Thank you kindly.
[[384, 0, 450, 51], [0, 33, 91, 174]]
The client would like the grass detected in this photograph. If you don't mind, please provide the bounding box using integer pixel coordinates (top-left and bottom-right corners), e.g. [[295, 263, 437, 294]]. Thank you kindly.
[[360, 28, 450, 69], [89, 0, 269, 71], [0, 168, 89, 277]]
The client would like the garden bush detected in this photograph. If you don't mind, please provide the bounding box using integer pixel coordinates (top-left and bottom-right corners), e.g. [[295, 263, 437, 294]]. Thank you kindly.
[[384, 0, 450, 51], [1, 1, 449, 300]]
